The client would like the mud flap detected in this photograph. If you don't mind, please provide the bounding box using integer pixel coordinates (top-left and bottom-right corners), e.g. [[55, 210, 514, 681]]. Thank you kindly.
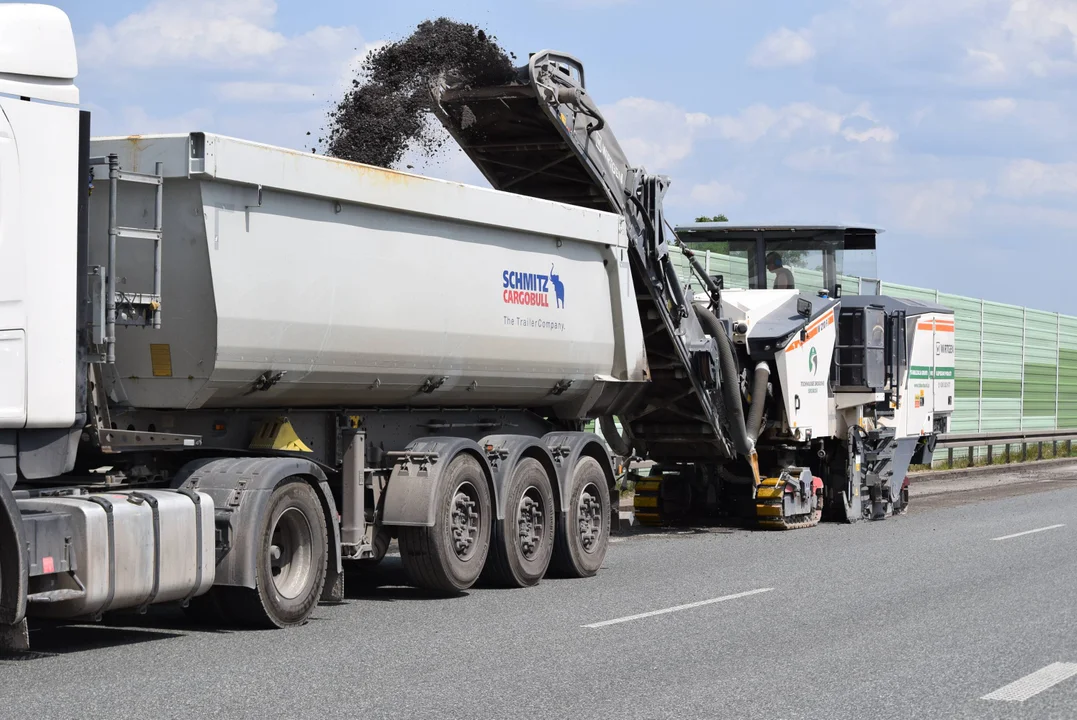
[[479, 435, 559, 520], [380, 438, 494, 527], [172, 457, 342, 592], [541, 431, 616, 523], [0, 480, 27, 628]]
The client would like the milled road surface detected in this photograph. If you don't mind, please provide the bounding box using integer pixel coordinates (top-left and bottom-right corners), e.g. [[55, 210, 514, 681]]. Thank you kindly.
[[3, 467, 1077, 719]]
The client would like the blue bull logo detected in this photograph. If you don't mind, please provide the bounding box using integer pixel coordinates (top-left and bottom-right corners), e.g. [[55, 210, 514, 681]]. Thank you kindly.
[[503, 265, 565, 309]]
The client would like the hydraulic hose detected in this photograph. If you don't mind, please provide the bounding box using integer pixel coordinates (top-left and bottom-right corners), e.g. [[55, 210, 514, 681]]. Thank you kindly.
[[599, 415, 633, 457], [746, 361, 770, 443], [693, 305, 752, 456]]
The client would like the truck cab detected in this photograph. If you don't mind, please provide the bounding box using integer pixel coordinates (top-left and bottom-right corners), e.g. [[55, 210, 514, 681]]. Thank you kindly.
[[675, 223, 880, 298], [0, 4, 85, 486]]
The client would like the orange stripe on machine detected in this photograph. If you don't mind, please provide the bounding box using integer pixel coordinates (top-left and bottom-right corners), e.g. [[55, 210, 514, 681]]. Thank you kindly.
[[784, 310, 835, 353]]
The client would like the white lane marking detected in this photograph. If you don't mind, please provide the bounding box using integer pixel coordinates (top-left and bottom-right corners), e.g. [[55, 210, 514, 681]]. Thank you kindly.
[[582, 588, 773, 628], [981, 663, 1077, 702], [992, 524, 1066, 541]]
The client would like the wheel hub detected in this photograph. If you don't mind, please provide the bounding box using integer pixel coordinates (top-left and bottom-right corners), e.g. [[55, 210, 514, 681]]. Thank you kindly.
[[577, 484, 602, 553], [516, 490, 545, 560], [451, 483, 481, 560], [269, 507, 314, 600]]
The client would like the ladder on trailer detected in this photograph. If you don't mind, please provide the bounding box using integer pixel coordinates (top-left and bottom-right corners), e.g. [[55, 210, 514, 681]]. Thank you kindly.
[[88, 154, 164, 364]]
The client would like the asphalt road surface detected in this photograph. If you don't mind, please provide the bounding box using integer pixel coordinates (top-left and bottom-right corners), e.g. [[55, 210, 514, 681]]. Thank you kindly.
[[3, 466, 1077, 720]]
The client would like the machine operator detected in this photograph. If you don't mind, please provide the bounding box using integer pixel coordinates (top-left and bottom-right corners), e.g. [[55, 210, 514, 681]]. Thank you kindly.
[[765, 252, 795, 290]]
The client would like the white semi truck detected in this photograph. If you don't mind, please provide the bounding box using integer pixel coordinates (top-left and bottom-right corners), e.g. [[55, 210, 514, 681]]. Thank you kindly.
[[1, 5, 644, 648], [1, 6, 953, 651]]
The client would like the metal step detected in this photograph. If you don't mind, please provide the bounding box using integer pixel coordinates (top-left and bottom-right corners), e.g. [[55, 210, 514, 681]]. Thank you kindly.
[[27, 589, 86, 604]]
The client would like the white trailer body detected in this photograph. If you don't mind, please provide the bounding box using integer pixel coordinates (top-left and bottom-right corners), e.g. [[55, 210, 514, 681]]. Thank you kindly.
[[88, 134, 648, 412]]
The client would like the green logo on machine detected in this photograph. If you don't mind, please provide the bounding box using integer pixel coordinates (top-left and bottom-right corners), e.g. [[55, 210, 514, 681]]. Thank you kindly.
[[808, 346, 818, 376]]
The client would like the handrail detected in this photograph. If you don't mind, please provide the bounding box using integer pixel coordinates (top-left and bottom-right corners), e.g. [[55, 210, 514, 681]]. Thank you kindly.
[[936, 428, 1077, 447]]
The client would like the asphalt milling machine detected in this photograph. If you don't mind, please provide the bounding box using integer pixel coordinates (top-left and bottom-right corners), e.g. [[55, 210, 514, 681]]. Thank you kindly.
[[431, 51, 956, 530]]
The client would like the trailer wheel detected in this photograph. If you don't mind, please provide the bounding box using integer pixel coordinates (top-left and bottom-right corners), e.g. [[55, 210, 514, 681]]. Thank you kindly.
[[399, 454, 491, 593], [227, 479, 328, 628], [551, 456, 610, 578], [485, 458, 555, 588]]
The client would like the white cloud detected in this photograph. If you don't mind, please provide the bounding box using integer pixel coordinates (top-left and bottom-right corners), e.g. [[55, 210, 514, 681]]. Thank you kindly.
[[75, 0, 377, 152], [843, 126, 898, 143], [963, 48, 1009, 83], [748, 27, 816, 68], [1002, 0, 1077, 54], [885, 179, 989, 234], [970, 97, 1018, 117], [959, 0, 1077, 82], [784, 138, 898, 176], [601, 96, 897, 178], [688, 181, 746, 207], [883, 0, 995, 28], [707, 103, 844, 143], [80, 0, 359, 72], [103, 106, 216, 136], [998, 159, 1077, 197], [601, 97, 700, 170], [214, 82, 321, 103]]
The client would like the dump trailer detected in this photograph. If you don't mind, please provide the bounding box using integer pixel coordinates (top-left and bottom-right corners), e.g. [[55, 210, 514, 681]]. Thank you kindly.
[[430, 52, 954, 527], [1, 6, 648, 649]]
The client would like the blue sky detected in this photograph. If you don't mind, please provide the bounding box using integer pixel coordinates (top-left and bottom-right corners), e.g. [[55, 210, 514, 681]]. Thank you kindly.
[[57, 0, 1077, 314]]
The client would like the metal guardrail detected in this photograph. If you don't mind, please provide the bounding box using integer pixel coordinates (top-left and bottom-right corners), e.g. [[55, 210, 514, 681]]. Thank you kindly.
[[935, 429, 1077, 469]]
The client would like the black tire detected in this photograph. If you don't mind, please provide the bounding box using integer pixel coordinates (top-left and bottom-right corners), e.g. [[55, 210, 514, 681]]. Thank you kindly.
[[223, 479, 328, 628], [551, 456, 610, 578], [399, 453, 492, 593], [485, 458, 556, 588]]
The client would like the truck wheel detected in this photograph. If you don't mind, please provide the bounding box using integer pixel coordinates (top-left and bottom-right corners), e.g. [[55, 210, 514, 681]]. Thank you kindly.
[[485, 458, 555, 588], [400, 454, 492, 593], [226, 479, 328, 628], [552, 456, 610, 578]]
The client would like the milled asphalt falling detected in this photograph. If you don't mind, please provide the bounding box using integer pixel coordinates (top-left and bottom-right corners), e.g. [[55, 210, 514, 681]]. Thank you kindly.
[[3, 468, 1077, 720]]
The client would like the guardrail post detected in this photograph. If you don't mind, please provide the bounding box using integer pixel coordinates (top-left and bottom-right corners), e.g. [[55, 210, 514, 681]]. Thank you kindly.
[[935, 431, 1077, 470]]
